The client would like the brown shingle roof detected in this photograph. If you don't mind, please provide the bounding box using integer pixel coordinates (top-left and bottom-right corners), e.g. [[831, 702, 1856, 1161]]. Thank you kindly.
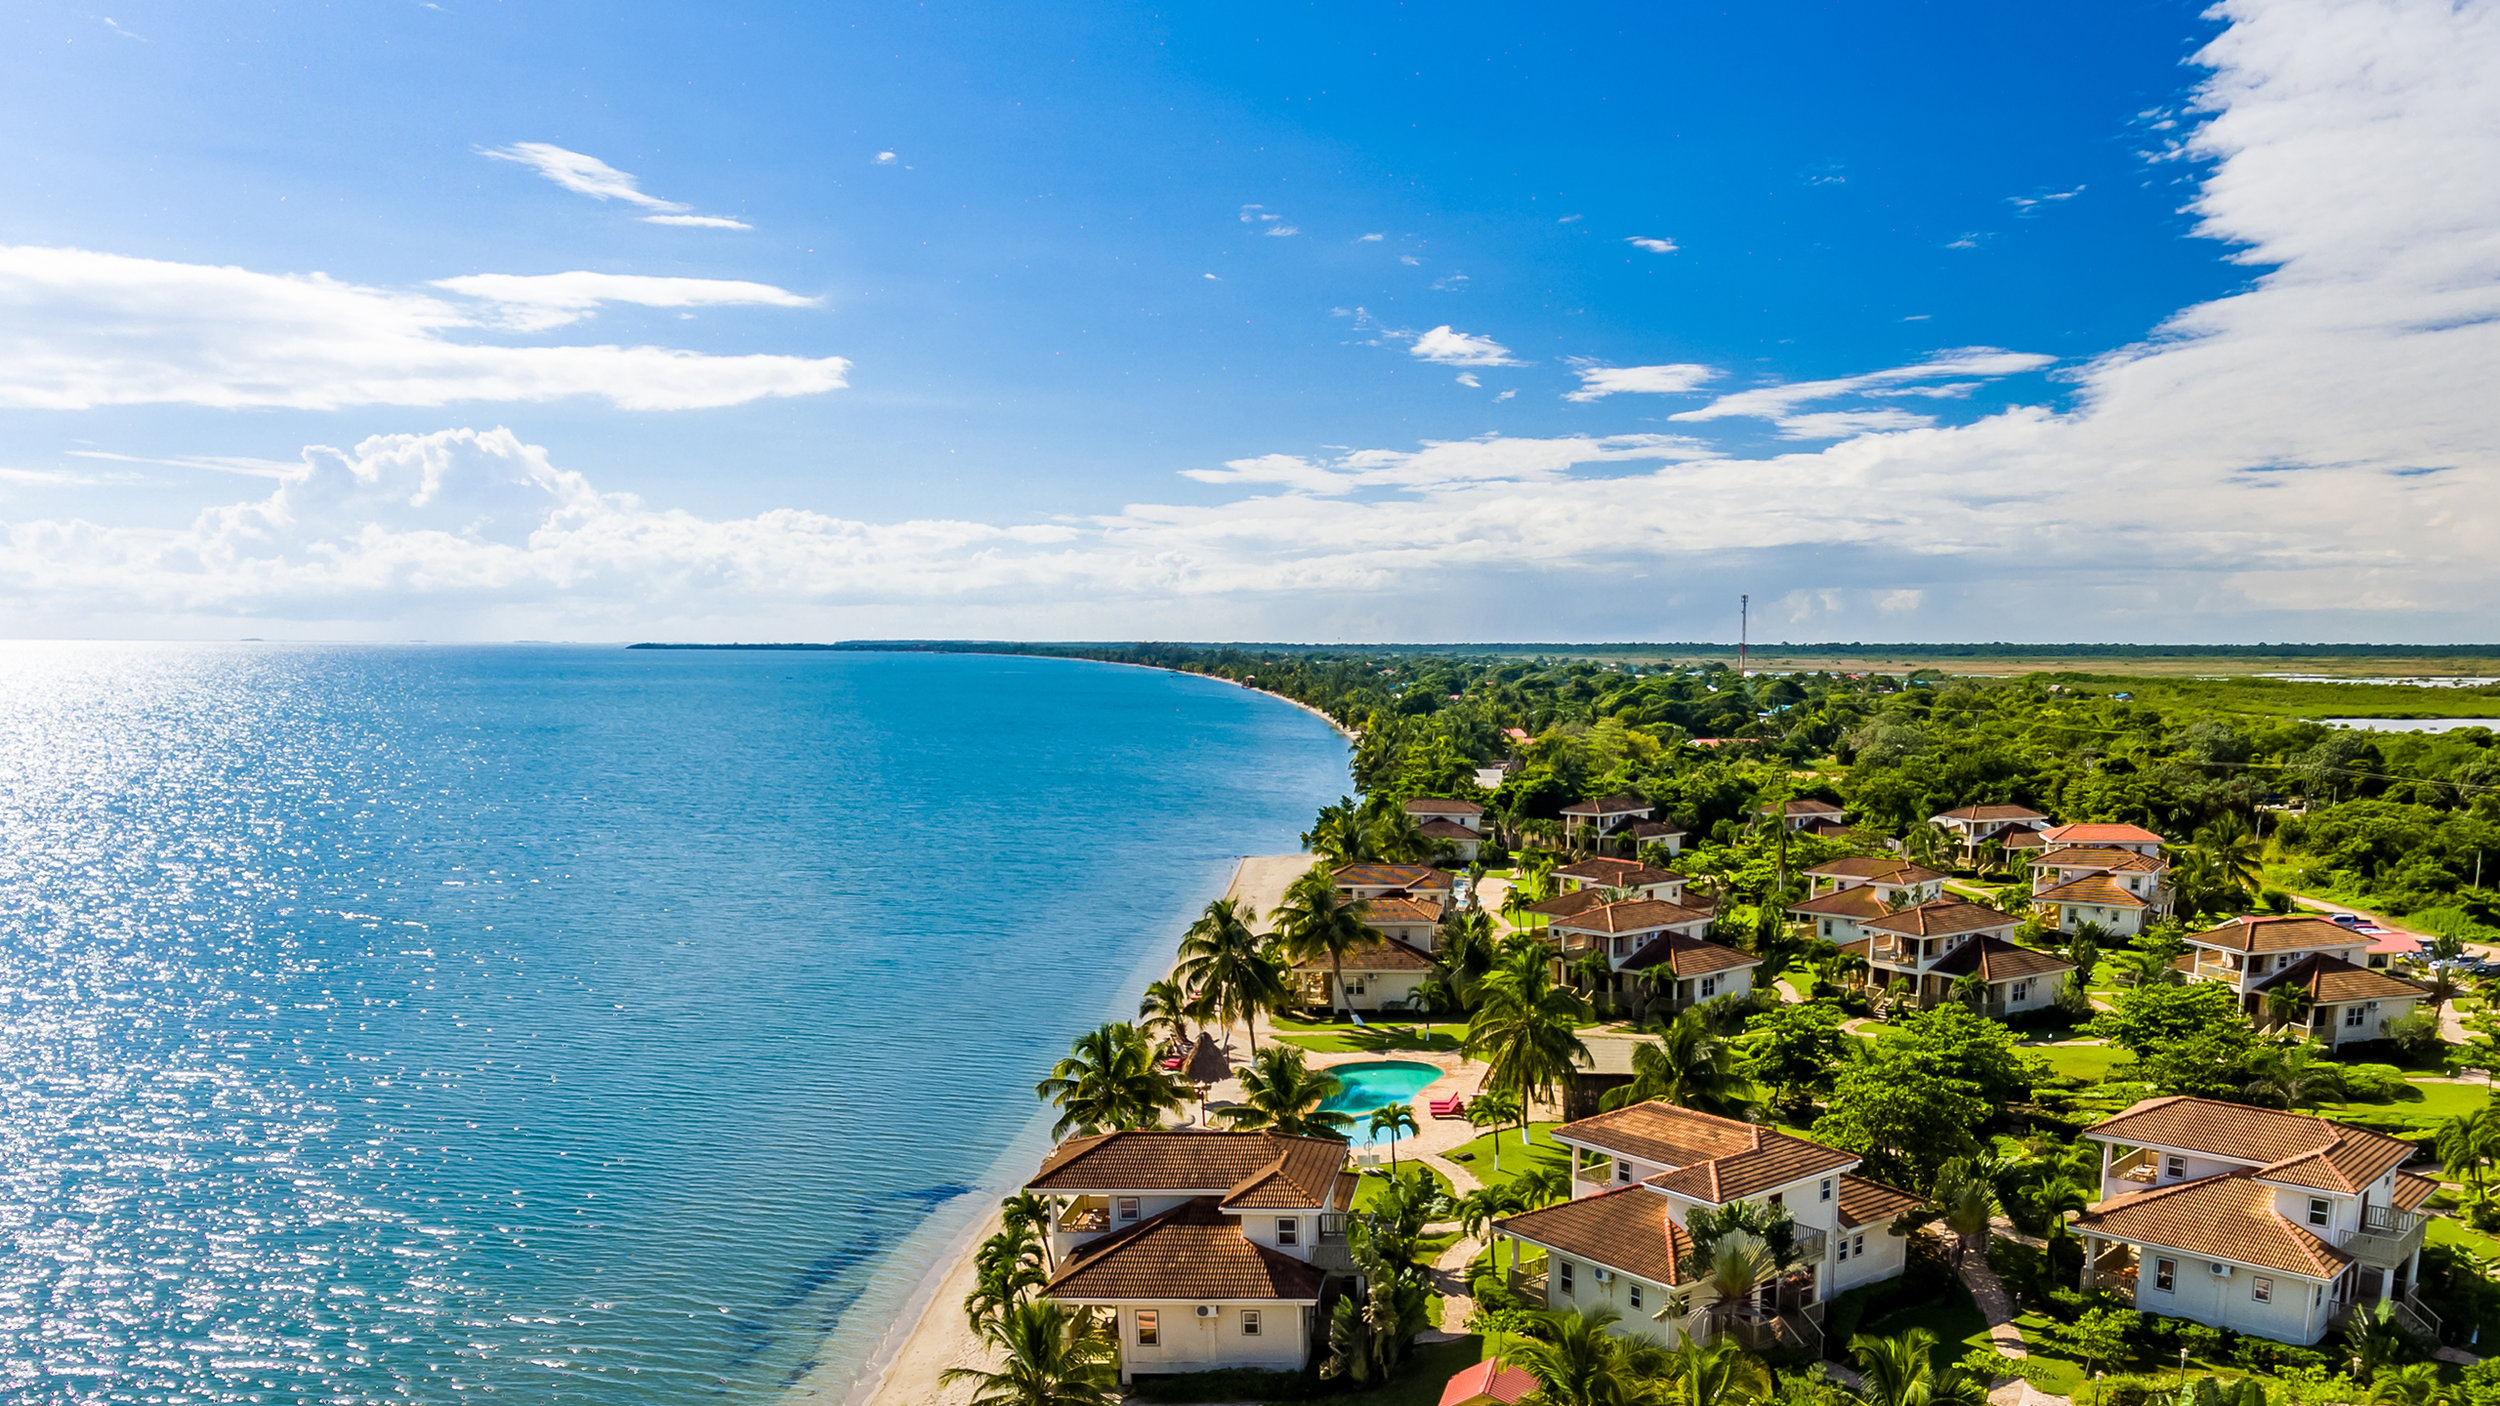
[[1404, 797, 1485, 817], [2037, 822, 2165, 847], [1417, 819, 1480, 840], [1801, 856, 1946, 885], [2032, 846, 2169, 874], [1223, 1137, 1364, 1209], [2188, 916, 2371, 955], [1778, 799, 1846, 817], [2394, 1172, 2438, 1211], [1838, 1174, 1922, 1230], [1044, 1198, 1328, 1303], [2003, 830, 2048, 849], [1926, 935, 2078, 982], [1934, 805, 2049, 823], [1332, 863, 1455, 891], [1495, 1186, 1697, 1287], [1562, 794, 1653, 817], [2033, 874, 2148, 908], [2254, 953, 2429, 1005], [2074, 1173, 2349, 1280], [1555, 857, 1685, 888], [1554, 1103, 1855, 1203], [1549, 898, 1715, 936], [1289, 934, 1436, 974], [1786, 887, 1897, 920], [1861, 899, 2021, 938], [1617, 933, 1760, 978], [1520, 888, 1614, 920], [2084, 1097, 2413, 1194], [1029, 1130, 1349, 1201], [1627, 821, 1688, 840], [1355, 895, 1446, 927]]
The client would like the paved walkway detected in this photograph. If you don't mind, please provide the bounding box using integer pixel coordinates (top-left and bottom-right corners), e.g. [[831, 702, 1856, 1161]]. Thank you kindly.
[[1957, 1243, 2027, 1359], [1425, 1234, 1483, 1336]]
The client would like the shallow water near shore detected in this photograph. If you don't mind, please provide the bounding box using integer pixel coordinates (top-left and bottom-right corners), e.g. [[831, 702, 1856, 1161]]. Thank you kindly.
[[0, 644, 1347, 1404]]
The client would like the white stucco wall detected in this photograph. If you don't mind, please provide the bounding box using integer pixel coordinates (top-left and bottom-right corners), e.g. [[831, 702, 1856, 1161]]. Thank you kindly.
[[2127, 1251, 2332, 1343], [1110, 1300, 1312, 1380]]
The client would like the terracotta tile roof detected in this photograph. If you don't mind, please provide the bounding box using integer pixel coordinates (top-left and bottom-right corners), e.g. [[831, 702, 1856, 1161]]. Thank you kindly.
[[1838, 1174, 1922, 1229], [1494, 1186, 1697, 1287], [1044, 1197, 1329, 1303], [1562, 794, 1653, 817], [1617, 932, 1761, 977], [1550, 897, 1715, 936], [2254, 953, 2429, 1005], [1934, 805, 2049, 823], [2084, 1097, 2413, 1194], [1862, 899, 2022, 938], [2038, 822, 2166, 847], [1555, 857, 1685, 888], [1627, 821, 1688, 840], [1801, 856, 1946, 886], [1925, 935, 2079, 982], [2032, 846, 2169, 874], [1404, 797, 1485, 817], [1778, 799, 1846, 816], [2188, 915, 2371, 955], [1786, 886, 1897, 920], [1356, 895, 1446, 927], [1520, 888, 1614, 920], [2394, 1172, 2438, 1211], [1440, 1358, 1539, 1406], [1332, 862, 1455, 891], [1222, 1137, 1364, 1209], [1554, 1103, 1855, 1204], [1417, 819, 1481, 840], [1289, 934, 1436, 974], [1029, 1130, 1349, 1200], [2074, 1173, 2349, 1280], [2003, 830, 2048, 849], [2033, 874, 2148, 908]]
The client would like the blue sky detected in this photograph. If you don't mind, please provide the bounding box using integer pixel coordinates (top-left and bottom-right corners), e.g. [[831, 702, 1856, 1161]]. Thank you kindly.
[[1, 0, 2494, 642]]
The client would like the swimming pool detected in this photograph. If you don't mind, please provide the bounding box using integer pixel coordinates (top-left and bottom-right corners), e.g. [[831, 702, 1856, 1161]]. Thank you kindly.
[[1319, 1060, 1445, 1146]]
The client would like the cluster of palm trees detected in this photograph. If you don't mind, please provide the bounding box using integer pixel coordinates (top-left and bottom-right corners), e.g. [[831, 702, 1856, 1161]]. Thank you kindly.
[[947, 1194, 1121, 1406], [1501, 1310, 1990, 1406]]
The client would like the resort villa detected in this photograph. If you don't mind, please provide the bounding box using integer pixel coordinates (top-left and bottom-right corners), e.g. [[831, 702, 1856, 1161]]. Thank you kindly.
[[1561, 795, 1657, 850], [1554, 857, 1689, 902], [1350, 895, 1445, 948], [1769, 799, 1848, 834], [1331, 863, 1457, 907], [2181, 915, 2429, 1047], [1841, 899, 2076, 1017], [1405, 797, 1486, 862], [2074, 1098, 2439, 1343], [1543, 898, 1757, 1013], [2023, 831, 2168, 938], [1927, 804, 2051, 860], [1287, 934, 1437, 1012], [1785, 857, 1948, 944], [1026, 1130, 1355, 1382], [1491, 1103, 1920, 1354]]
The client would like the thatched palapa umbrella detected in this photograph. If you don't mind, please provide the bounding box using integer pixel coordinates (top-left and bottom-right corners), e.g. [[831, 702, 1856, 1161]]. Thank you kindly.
[[1184, 1033, 1233, 1124]]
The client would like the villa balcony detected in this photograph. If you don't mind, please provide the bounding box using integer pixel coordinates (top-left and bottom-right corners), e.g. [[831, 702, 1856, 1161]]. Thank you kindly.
[[1790, 1227, 1829, 1264], [2108, 1147, 2161, 1187], [1510, 1267, 1549, 1303], [2341, 1206, 2429, 1269]]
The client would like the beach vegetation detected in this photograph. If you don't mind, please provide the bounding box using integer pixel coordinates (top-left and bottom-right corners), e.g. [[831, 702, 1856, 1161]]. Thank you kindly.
[[1215, 1044, 1355, 1140], [1175, 896, 1290, 1054], [1033, 1021, 1186, 1139], [1275, 870, 1385, 1020], [1464, 939, 1594, 1146], [937, 1298, 1120, 1406]]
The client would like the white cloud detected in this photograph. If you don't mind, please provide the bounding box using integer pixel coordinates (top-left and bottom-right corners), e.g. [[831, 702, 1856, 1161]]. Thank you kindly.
[[1771, 409, 1935, 440], [1557, 214, 1584, 224], [1669, 348, 2052, 425], [874, 151, 898, 165], [1565, 362, 1719, 402], [430, 272, 820, 332], [2008, 186, 2086, 215], [1454, 372, 1481, 388], [1408, 325, 1522, 367], [0, 245, 849, 410], [481, 142, 747, 228], [1493, 389, 1517, 402], [1626, 236, 1679, 254], [1358, 233, 1385, 242], [1877, 589, 1926, 614], [1266, 225, 1300, 238]]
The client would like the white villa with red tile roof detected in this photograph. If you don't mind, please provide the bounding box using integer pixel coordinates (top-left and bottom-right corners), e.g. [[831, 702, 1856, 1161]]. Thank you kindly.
[[1769, 798, 1847, 833], [2031, 846, 2172, 911], [2033, 873, 2152, 937], [1786, 857, 1948, 944], [2075, 1098, 2438, 1343], [1330, 862, 1456, 906], [2183, 916, 2429, 1047], [1553, 857, 1689, 903], [1840, 899, 2075, 1016], [1491, 1104, 1918, 1353], [2036, 821, 2166, 855], [1928, 804, 2051, 859], [1286, 934, 1438, 1012], [1561, 794, 1656, 848], [1027, 1130, 1355, 1381], [1404, 797, 1486, 862]]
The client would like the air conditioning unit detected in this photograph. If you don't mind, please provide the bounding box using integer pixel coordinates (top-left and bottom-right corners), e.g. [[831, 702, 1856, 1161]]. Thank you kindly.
[[1592, 1268, 1614, 1285], [2209, 1262, 2233, 1277], [1195, 1305, 1219, 1319]]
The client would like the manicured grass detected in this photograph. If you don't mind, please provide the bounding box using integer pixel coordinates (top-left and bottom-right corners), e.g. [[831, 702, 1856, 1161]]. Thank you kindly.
[[1329, 1335, 1487, 1406], [1276, 1028, 1463, 1054], [1444, 1120, 1575, 1191], [2318, 1079, 2491, 1130], [2428, 1214, 2500, 1262], [2025, 1041, 2129, 1081], [1864, 1283, 1991, 1370], [1351, 1160, 1455, 1211], [2004, 1315, 2089, 1396]]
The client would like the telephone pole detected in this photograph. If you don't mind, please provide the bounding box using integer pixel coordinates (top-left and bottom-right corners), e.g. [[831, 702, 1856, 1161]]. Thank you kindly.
[[1738, 594, 1748, 680]]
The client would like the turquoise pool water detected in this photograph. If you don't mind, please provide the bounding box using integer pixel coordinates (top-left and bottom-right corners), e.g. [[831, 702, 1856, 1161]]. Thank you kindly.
[[1321, 1060, 1445, 1146]]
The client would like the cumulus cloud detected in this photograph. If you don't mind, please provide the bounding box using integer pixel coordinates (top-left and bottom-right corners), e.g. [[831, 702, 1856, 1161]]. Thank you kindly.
[[1626, 236, 1679, 253], [1408, 326, 1522, 367], [1565, 362, 1719, 402], [874, 151, 898, 165], [481, 142, 748, 228], [0, 245, 848, 410]]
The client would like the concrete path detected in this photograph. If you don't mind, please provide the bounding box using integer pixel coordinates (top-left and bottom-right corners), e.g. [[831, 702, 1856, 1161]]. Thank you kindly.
[[1425, 1234, 1483, 1336], [1957, 1245, 2028, 1359]]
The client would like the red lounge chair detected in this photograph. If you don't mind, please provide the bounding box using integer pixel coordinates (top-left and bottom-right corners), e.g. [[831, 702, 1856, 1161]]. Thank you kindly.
[[1429, 1096, 1465, 1120]]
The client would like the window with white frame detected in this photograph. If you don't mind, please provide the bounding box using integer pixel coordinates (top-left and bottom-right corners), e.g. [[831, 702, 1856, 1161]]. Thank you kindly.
[[1241, 1309, 1261, 1337], [1276, 1217, 1298, 1246], [2164, 1155, 2185, 1179], [2010, 979, 2031, 1004], [2345, 1005, 2366, 1028], [1700, 976, 1718, 998], [1559, 1261, 1575, 1294], [1137, 1309, 1160, 1345], [1617, 1160, 1632, 1185], [2308, 1198, 2331, 1227], [2252, 1277, 2273, 1304], [1852, 1233, 1865, 1257], [1629, 1284, 1643, 1310], [2154, 1258, 2176, 1292], [1116, 1196, 1140, 1222], [1821, 1177, 1835, 1202], [1836, 1237, 1850, 1263]]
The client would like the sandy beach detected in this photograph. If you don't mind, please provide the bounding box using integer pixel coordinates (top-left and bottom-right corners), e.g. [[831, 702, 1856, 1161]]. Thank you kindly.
[[829, 853, 1326, 1406]]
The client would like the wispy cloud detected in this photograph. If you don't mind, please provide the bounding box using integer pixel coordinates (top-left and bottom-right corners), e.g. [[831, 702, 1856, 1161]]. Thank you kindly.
[[1238, 204, 1297, 235], [1408, 326, 1522, 367], [1669, 348, 2051, 427], [1625, 236, 1679, 254], [874, 151, 898, 165], [480, 142, 748, 228], [1565, 362, 1719, 403], [2008, 185, 2086, 215], [1357, 233, 1385, 242], [0, 245, 848, 411], [1946, 232, 1988, 250]]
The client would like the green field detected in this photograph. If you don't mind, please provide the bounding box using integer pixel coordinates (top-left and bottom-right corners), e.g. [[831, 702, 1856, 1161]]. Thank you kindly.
[[2027, 1041, 2128, 1081], [1444, 1120, 1575, 1190], [2317, 1079, 2490, 1131]]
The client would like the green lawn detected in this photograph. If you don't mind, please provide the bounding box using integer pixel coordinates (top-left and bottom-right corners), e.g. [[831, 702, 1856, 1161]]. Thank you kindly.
[[2317, 1079, 2490, 1130], [1328, 1335, 1487, 1406], [1352, 1160, 1455, 1211], [1276, 1027, 1463, 1054], [1444, 1120, 1576, 1191], [1864, 1284, 1991, 1371], [2026, 1041, 2128, 1081], [2428, 1214, 2500, 1262]]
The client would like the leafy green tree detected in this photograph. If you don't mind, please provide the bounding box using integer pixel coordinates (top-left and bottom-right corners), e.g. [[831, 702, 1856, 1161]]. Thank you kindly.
[[964, 1216, 1049, 1331], [937, 1299, 1119, 1406], [1740, 1001, 1853, 1108], [1601, 1007, 1761, 1118], [1507, 1306, 1672, 1406], [2063, 1307, 2132, 1378], [1173, 896, 1288, 1053], [1927, 1158, 1998, 1266], [2094, 980, 2246, 1057], [1321, 1221, 1432, 1385], [2438, 1109, 2494, 1194], [1815, 1051, 1984, 1190], [1218, 1044, 1353, 1139], [1033, 1022, 1185, 1139], [1275, 870, 1380, 1019]]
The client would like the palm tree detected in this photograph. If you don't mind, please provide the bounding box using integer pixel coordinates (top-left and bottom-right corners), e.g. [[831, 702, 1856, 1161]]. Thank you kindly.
[[2112, 947, 2184, 989], [1659, 1336, 1771, 1406], [1370, 1103, 1420, 1171], [1570, 949, 1617, 1013], [1434, 908, 1502, 1011], [1694, 1228, 1778, 1330], [1137, 978, 1191, 1050], [1599, 1009, 1760, 1119], [1514, 1165, 1572, 1211], [964, 1218, 1049, 1330], [1464, 1089, 1521, 1172], [1033, 1022, 1185, 1139], [1466, 944, 1595, 1149], [1902, 823, 1949, 872], [1974, 836, 2008, 881], [1219, 1044, 1354, 1139], [938, 1299, 1119, 1406], [2243, 1041, 2346, 1109], [1274, 871, 1379, 1020], [1849, 1327, 1941, 1406], [2262, 981, 2315, 1034], [2438, 1109, 2493, 1193], [1174, 897, 1289, 1053], [2196, 814, 2265, 903], [1506, 1306, 1670, 1406], [1929, 1158, 1998, 1267]]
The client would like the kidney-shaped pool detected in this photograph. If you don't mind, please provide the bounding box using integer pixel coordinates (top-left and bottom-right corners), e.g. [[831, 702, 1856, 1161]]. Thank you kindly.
[[1318, 1060, 1445, 1146]]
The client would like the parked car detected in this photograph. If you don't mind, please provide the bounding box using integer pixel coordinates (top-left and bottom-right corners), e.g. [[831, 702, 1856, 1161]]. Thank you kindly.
[[2328, 913, 2365, 928]]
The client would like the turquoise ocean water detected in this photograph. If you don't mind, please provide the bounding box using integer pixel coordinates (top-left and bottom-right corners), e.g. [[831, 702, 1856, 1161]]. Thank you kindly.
[[0, 645, 1349, 1403]]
